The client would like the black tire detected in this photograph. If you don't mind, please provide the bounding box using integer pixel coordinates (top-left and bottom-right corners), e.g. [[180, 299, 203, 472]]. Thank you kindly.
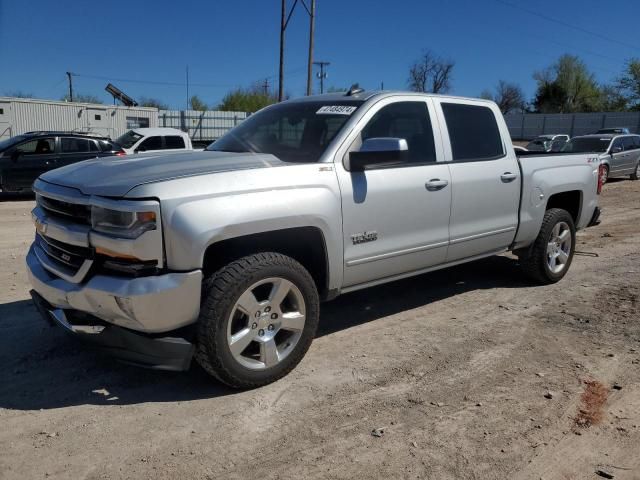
[[631, 162, 639, 181], [519, 208, 576, 285], [195, 252, 320, 389]]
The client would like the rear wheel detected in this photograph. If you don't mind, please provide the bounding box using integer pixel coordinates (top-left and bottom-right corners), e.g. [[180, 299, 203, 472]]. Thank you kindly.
[[195, 252, 319, 389], [519, 208, 576, 284], [631, 162, 639, 181]]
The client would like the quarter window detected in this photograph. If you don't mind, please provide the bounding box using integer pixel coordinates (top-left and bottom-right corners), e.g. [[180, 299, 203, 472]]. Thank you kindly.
[[360, 101, 436, 163], [442, 103, 504, 161]]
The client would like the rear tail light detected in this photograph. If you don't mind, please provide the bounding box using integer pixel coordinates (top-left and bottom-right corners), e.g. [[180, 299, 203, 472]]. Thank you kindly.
[[597, 164, 605, 194], [116, 150, 126, 156]]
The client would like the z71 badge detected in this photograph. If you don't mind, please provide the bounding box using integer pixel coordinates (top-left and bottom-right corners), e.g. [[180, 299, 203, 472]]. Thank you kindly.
[[351, 231, 378, 245]]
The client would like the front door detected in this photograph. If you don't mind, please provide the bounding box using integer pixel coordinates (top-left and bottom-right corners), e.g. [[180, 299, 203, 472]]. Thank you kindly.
[[609, 137, 626, 175], [434, 99, 520, 262], [336, 98, 451, 287], [4, 137, 57, 190]]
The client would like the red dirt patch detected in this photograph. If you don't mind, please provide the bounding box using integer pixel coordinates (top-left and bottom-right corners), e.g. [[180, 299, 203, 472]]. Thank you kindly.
[[574, 380, 608, 428]]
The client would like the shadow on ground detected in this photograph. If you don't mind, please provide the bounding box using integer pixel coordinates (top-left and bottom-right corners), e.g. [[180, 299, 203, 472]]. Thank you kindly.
[[0, 255, 528, 410]]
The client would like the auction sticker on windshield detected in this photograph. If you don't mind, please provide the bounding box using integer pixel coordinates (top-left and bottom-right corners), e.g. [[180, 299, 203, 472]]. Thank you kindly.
[[316, 106, 357, 115]]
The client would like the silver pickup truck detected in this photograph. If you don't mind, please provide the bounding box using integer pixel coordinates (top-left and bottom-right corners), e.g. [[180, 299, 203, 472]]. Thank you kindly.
[[27, 90, 603, 388]]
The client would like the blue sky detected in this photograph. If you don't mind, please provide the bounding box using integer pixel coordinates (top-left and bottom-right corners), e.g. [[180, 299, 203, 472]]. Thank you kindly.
[[1, 0, 639, 109]]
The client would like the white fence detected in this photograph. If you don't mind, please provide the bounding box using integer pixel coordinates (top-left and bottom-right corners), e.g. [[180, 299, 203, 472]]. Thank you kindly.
[[158, 110, 249, 142], [505, 112, 640, 140]]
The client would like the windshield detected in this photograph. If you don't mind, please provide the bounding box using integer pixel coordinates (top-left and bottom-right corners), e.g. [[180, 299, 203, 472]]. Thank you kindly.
[[115, 130, 143, 149], [0, 135, 29, 152], [526, 139, 551, 151], [561, 137, 611, 153], [207, 101, 363, 163]]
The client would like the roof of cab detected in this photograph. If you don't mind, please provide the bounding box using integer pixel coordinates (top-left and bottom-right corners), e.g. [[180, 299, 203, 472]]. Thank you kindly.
[[130, 127, 188, 136], [283, 90, 499, 106]]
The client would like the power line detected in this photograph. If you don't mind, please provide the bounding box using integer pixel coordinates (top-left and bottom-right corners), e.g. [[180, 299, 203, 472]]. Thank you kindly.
[[71, 68, 308, 90], [494, 0, 640, 51]]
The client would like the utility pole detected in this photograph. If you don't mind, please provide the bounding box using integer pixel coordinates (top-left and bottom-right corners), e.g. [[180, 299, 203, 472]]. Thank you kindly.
[[278, 0, 286, 102], [186, 65, 190, 110], [306, 0, 316, 96], [313, 61, 330, 94], [278, 0, 316, 101], [66, 71, 74, 102], [262, 78, 270, 95]]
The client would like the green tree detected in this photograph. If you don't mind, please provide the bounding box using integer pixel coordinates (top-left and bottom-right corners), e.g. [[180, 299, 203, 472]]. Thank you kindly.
[[190, 95, 208, 111], [616, 59, 640, 110], [217, 84, 277, 113], [61, 93, 102, 104], [138, 97, 169, 110], [600, 84, 628, 111], [532, 55, 601, 113]]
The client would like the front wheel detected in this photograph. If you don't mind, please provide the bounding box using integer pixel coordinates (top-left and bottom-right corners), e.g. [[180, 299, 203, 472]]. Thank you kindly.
[[195, 252, 320, 388], [519, 208, 576, 284]]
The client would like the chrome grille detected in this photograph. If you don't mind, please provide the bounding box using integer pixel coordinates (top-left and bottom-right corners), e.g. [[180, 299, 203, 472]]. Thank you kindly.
[[36, 234, 93, 274], [36, 194, 91, 225]]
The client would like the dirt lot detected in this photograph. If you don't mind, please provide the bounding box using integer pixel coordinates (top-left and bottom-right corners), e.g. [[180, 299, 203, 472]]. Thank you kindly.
[[0, 180, 638, 480]]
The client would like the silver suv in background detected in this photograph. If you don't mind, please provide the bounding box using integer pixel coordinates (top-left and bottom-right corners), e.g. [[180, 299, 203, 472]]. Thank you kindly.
[[526, 134, 570, 152], [562, 134, 640, 183]]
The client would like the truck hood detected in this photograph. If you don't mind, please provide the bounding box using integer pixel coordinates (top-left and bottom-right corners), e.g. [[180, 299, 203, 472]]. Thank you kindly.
[[39, 150, 287, 197]]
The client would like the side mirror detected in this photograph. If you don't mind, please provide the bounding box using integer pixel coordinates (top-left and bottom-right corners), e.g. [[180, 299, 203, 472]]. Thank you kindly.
[[611, 146, 623, 154], [348, 138, 408, 171], [10, 150, 21, 162]]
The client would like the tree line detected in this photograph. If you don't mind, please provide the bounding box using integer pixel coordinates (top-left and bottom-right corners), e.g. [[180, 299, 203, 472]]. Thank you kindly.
[[408, 50, 640, 115]]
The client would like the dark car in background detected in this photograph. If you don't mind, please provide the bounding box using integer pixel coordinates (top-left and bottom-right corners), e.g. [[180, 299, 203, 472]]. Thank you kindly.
[[525, 134, 570, 153], [0, 132, 124, 192]]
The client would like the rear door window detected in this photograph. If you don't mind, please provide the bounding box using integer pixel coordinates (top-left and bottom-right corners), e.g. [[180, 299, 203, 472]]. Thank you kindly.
[[61, 138, 91, 153], [622, 136, 638, 151], [164, 136, 186, 149], [441, 103, 504, 161], [138, 136, 162, 151]]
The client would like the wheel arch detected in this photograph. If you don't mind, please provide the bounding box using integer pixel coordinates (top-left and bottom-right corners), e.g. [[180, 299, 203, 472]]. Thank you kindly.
[[202, 226, 331, 299], [545, 190, 582, 224]]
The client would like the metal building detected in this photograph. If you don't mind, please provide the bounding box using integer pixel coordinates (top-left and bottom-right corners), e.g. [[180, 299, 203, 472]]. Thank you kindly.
[[0, 97, 158, 141]]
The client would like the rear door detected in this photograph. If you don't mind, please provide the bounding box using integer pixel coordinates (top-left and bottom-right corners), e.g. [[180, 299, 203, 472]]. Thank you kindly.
[[3, 137, 57, 189], [621, 136, 640, 172], [335, 97, 451, 287], [434, 99, 520, 262], [56, 137, 100, 169], [135, 135, 162, 153]]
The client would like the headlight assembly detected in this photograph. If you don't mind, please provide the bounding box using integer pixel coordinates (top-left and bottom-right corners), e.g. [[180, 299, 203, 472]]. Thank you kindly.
[[91, 206, 157, 239]]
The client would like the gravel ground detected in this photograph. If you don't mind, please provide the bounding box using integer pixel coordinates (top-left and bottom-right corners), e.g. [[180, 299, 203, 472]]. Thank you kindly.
[[0, 180, 638, 480]]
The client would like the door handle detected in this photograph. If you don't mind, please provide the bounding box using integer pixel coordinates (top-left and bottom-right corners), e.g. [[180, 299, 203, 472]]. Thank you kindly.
[[425, 179, 449, 191], [501, 172, 517, 182]]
